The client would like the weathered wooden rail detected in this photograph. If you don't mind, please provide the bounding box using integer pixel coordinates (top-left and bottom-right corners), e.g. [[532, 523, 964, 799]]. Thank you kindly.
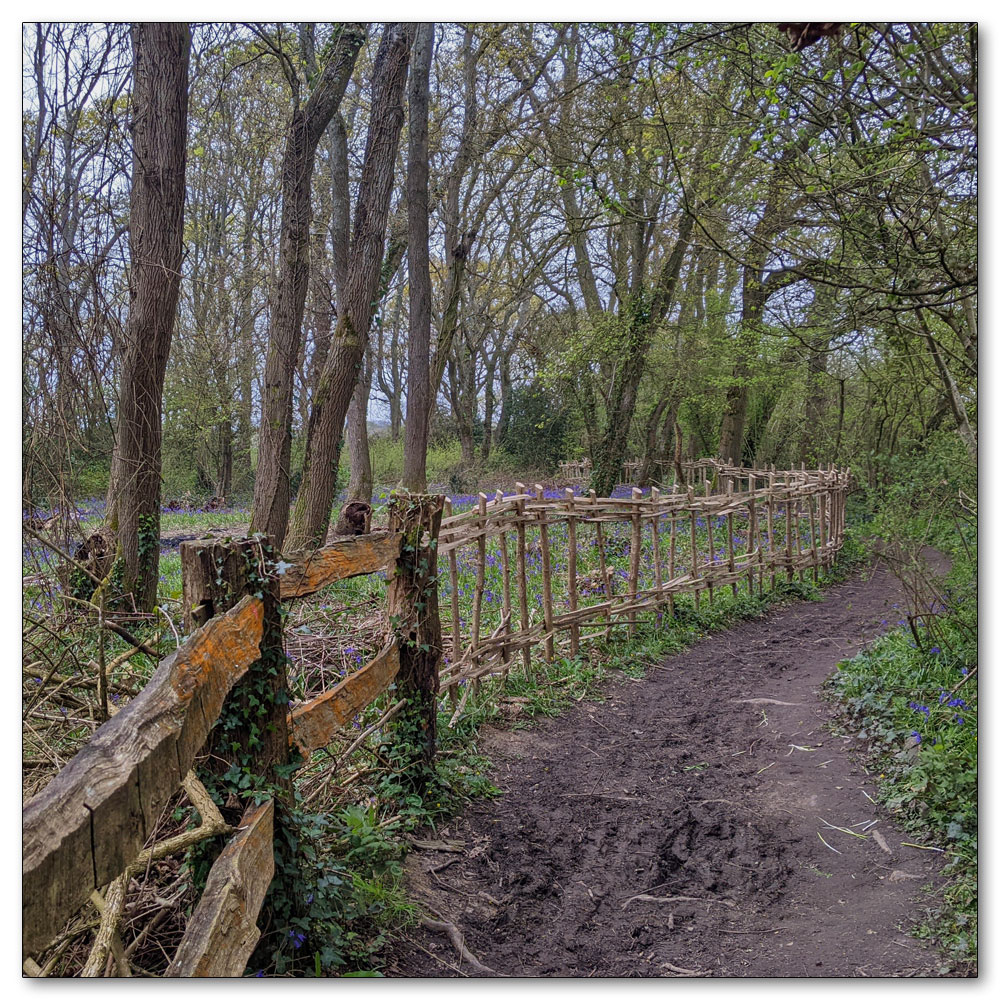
[[23, 466, 850, 976]]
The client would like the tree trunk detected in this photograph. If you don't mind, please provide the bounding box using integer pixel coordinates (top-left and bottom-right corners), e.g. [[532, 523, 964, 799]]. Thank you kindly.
[[481, 358, 496, 463], [250, 24, 366, 547], [401, 23, 434, 492], [448, 357, 476, 468], [105, 23, 190, 611], [286, 24, 414, 551], [919, 310, 977, 461], [589, 210, 694, 497], [718, 288, 764, 466], [346, 351, 373, 503]]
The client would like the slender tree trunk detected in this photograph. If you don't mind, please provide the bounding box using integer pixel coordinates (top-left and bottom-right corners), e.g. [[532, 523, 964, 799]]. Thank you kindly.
[[589, 210, 694, 497], [346, 350, 373, 502], [919, 310, 977, 461], [287, 24, 414, 550], [401, 23, 434, 492], [250, 24, 366, 546], [105, 23, 190, 611], [448, 357, 476, 468]]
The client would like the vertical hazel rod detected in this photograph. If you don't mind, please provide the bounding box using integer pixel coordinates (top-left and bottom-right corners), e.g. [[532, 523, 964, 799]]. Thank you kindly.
[[515, 482, 530, 675], [495, 489, 512, 674], [565, 487, 579, 657], [650, 486, 664, 608], [535, 484, 555, 662], [688, 485, 700, 612], [726, 479, 737, 598], [443, 498, 460, 706], [590, 488, 613, 640], [628, 487, 642, 637]]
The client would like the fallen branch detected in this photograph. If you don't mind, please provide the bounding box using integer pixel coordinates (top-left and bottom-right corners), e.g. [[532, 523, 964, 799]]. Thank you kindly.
[[661, 960, 709, 977], [622, 893, 736, 910], [55, 773, 230, 978], [82, 883, 130, 977]]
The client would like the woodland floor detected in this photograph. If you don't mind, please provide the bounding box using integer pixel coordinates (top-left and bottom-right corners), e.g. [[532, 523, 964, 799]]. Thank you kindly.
[[384, 554, 961, 979]]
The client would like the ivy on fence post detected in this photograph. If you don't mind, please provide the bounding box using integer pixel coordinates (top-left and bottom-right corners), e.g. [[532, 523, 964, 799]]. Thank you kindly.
[[180, 535, 292, 807], [387, 494, 444, 793]]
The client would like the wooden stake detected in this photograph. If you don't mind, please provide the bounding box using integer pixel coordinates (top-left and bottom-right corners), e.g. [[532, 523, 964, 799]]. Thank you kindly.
[[387, 495, 444, 781], [785, 491, 795, 583], [495, 490, 513, 673], [808, 492, 819, 583], [767, 473, 777, 590], [793, 492, 805, 583], [471, 494, 487, 670], [444, 498, 460, 706], [667, 505, 677, 618], [726, 479, 737, 598], [688, 486, 700, 611], [515, 484, 530, 674], [535, 484, 555, 662], [590, 489, 613, 639], [180, 536, 289, 796], [819, 487, 829, 576], [650, 487, 664, 609], [705, 501, 716, 606], [565, 488, 579, 657], [629, 487, 642, 637]]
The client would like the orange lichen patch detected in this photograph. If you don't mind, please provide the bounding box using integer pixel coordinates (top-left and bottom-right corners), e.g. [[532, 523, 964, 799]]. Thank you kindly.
[[167, 799, 274, 977], [171, 596, 264, 699], [279, 532, 402, 599], [288, 641, 400, 756]]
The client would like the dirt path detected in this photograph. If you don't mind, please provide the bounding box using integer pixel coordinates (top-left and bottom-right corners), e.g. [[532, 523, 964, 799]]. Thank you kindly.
[[385, 557, 955, 978]]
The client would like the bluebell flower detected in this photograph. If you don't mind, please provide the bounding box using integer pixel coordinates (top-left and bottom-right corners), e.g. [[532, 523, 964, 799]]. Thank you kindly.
[[912, 731, 921, 744]]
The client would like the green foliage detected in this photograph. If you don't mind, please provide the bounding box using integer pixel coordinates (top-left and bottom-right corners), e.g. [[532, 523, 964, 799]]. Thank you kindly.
[[354, 435, 463, 486], [827, 437, 977, 968], [501, 382, 570, 473]]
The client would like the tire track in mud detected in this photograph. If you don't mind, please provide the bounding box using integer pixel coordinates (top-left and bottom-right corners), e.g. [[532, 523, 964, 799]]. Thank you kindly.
[[385, 556, 955, 978]]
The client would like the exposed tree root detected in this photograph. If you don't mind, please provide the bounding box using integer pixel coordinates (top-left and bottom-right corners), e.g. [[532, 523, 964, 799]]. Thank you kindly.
[[419, 911, 507, 977]]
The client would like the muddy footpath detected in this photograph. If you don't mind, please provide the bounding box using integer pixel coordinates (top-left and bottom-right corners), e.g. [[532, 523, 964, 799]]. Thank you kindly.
[[385, 556, 962, 978]]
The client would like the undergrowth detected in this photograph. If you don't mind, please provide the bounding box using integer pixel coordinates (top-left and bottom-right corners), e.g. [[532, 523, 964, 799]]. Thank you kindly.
[[826, 438, 977, 970]]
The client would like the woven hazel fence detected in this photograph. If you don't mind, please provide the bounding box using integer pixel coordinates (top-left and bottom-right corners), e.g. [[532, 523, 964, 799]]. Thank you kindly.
[[23, 464, 848, 976], [437, 460, 849, 711]]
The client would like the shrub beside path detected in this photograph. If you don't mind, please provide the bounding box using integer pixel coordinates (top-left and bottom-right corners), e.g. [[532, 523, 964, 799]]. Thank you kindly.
[[385, 555, 958, 978]]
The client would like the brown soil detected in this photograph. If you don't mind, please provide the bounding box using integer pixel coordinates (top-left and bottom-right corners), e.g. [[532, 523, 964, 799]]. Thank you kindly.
[[384, 556, 960, 978]]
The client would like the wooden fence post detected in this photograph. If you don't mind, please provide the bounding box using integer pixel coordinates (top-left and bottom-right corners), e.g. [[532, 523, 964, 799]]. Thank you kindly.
[[387, 495, 444, 785], [180, 536, 290, 802]]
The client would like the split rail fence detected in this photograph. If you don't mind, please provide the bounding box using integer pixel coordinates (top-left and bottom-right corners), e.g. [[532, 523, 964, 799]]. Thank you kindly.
[[22, 460, 849, 977]]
